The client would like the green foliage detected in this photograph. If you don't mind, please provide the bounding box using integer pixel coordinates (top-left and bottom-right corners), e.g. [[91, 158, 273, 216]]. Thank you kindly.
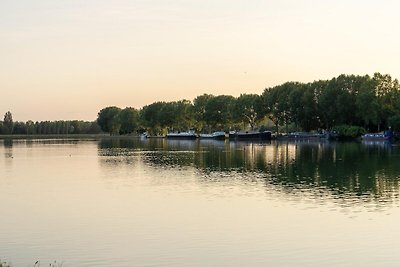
[[193, 94, 214, 129], [97, 106, 122, 135], [234, 94, 262, 130], [355, 77, 379, 127], [259, 73, 400, 133], [140, 101, 165, 133], [3, 111, 13, 134], [204, 95, 235, 129], [332, 125, 366, 138], [3, 72, 400, 137], [0, 120, 101, 135], [119, 107, 139, 135], [262, 82, 307, 133]]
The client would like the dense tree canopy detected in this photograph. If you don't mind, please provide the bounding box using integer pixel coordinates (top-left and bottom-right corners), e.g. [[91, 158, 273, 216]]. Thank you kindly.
[[119, 107, 139, 135], [97, 106, 122, 135], [2, 72, 400, 136], [97, 73, 400, 135], [97, 106, 140, 135], [233, 94, 262, 130], [0, 118, 101, 135]]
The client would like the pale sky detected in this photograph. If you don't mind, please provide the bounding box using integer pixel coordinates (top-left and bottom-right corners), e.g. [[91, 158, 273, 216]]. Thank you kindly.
[[1, 0, 400, 121]]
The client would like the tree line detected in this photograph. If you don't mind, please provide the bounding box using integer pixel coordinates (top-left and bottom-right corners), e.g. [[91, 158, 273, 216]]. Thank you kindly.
[[2, 72, 399, 136], [97, 73, 400, 136], [0, 111, 101, 135]]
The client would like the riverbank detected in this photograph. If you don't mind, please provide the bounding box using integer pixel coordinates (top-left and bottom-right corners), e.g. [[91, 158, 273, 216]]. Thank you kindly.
[[0, 134, 139, 140]]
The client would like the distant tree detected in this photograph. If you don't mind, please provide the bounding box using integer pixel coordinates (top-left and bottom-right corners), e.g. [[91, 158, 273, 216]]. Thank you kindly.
[[204, 95, 235, 129], [119, 107, 139, 135], [355, 77, 379, 130], [140, 102, 166, 134], [3, 111, 14, 134], [193, 94, 214, 131], [158, 102, 176, 128], [172, 100, 194, 130], [373, 72, 400, 131], [97, 106, 122, 135], [317, 78, 343, 129], [287, 85, 304, 131], [298, 84, 319, 131], [25, 120, 35, 134], [87, 121, 102, 134], [234, 94, 262, 130], [13, 121, 27, 134], [262, 83, 296, 134], [92, 72, 400, 135]]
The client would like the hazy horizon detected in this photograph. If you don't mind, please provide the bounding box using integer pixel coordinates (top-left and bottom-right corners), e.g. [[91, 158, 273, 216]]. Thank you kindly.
[[2, 0, 400, 121]]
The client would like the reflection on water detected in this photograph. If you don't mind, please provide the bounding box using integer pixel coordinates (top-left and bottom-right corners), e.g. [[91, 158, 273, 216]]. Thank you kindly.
[[3, 138, 13, 158], [99, 138, 400, 209], [3, 138, 400, 267]]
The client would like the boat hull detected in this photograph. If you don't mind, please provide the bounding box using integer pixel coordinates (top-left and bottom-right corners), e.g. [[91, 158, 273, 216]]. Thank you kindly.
[[276, 132, 327, 141], [361, 135, 391, 141], [199, 132, 226, 140], [230, 131, 272, 141], [166, 132, 197, 139]]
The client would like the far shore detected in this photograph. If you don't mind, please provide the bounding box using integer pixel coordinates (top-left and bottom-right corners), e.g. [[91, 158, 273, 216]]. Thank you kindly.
[[0, 134, 142, 140]]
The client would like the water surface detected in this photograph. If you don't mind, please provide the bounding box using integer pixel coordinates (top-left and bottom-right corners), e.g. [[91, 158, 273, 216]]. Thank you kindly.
[[1, 138, 400, 266]]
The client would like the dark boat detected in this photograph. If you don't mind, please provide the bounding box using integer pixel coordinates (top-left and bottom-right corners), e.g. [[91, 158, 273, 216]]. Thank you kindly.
[[229, 131, 272, 141], [276, 132, 327, 140]]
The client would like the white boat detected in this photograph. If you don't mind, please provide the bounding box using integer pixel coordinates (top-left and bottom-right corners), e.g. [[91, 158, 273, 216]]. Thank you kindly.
[[166, 131, 197, 139], [199, 131, 226, 140], [361, 133, 391, 141]]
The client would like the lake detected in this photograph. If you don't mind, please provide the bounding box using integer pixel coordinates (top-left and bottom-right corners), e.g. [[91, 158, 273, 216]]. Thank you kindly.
[[1, 138, 400, 267]]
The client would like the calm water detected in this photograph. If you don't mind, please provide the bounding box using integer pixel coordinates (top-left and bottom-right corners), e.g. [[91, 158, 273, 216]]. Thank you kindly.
[[1, 138, 400, 266]]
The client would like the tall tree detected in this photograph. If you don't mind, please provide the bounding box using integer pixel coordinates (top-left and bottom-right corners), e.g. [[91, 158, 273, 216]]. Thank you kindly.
[[204, 95, 235, 130], [97, 106, 122, 135], [3, 111, 14, 134], [262, 82, 298, 133], [119, 107, 139, 135], [173, 100, 194, 130], [355, 77, 378, 130], [140, 102, 166, 135], [234, 94, 261, 130], [299, 84, 320, 131], [373, 72, 399, 130], [193, 94, 214, 131]]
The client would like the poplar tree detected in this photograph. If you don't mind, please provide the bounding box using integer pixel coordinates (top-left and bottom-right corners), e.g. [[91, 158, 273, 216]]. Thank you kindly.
[[3, 111, 14, 134]]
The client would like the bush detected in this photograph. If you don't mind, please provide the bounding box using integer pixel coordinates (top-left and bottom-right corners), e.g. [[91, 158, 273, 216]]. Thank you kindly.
[[332, 125, 366, 138]]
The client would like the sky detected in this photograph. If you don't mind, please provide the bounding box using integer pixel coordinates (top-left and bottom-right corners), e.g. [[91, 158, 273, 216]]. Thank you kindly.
[[1, 0, 400, 121]]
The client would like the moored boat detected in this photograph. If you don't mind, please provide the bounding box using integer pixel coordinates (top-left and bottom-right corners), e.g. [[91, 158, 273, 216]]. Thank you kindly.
[[199, 131, 226, 140], [140, 132, 165, 139], [361, 133, 391, 141], [277, 132, 327, 140], [229, 131, 272, 141], [166, 131, 197, 139], [362, 130, 394, 141]]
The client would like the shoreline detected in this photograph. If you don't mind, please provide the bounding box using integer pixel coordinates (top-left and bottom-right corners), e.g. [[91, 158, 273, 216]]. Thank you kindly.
[[0, 134, 140, 140]]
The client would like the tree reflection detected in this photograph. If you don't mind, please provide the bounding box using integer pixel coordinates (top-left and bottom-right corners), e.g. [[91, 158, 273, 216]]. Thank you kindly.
[[98, 138, 400, 203], [2, 138, 13, 160]]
